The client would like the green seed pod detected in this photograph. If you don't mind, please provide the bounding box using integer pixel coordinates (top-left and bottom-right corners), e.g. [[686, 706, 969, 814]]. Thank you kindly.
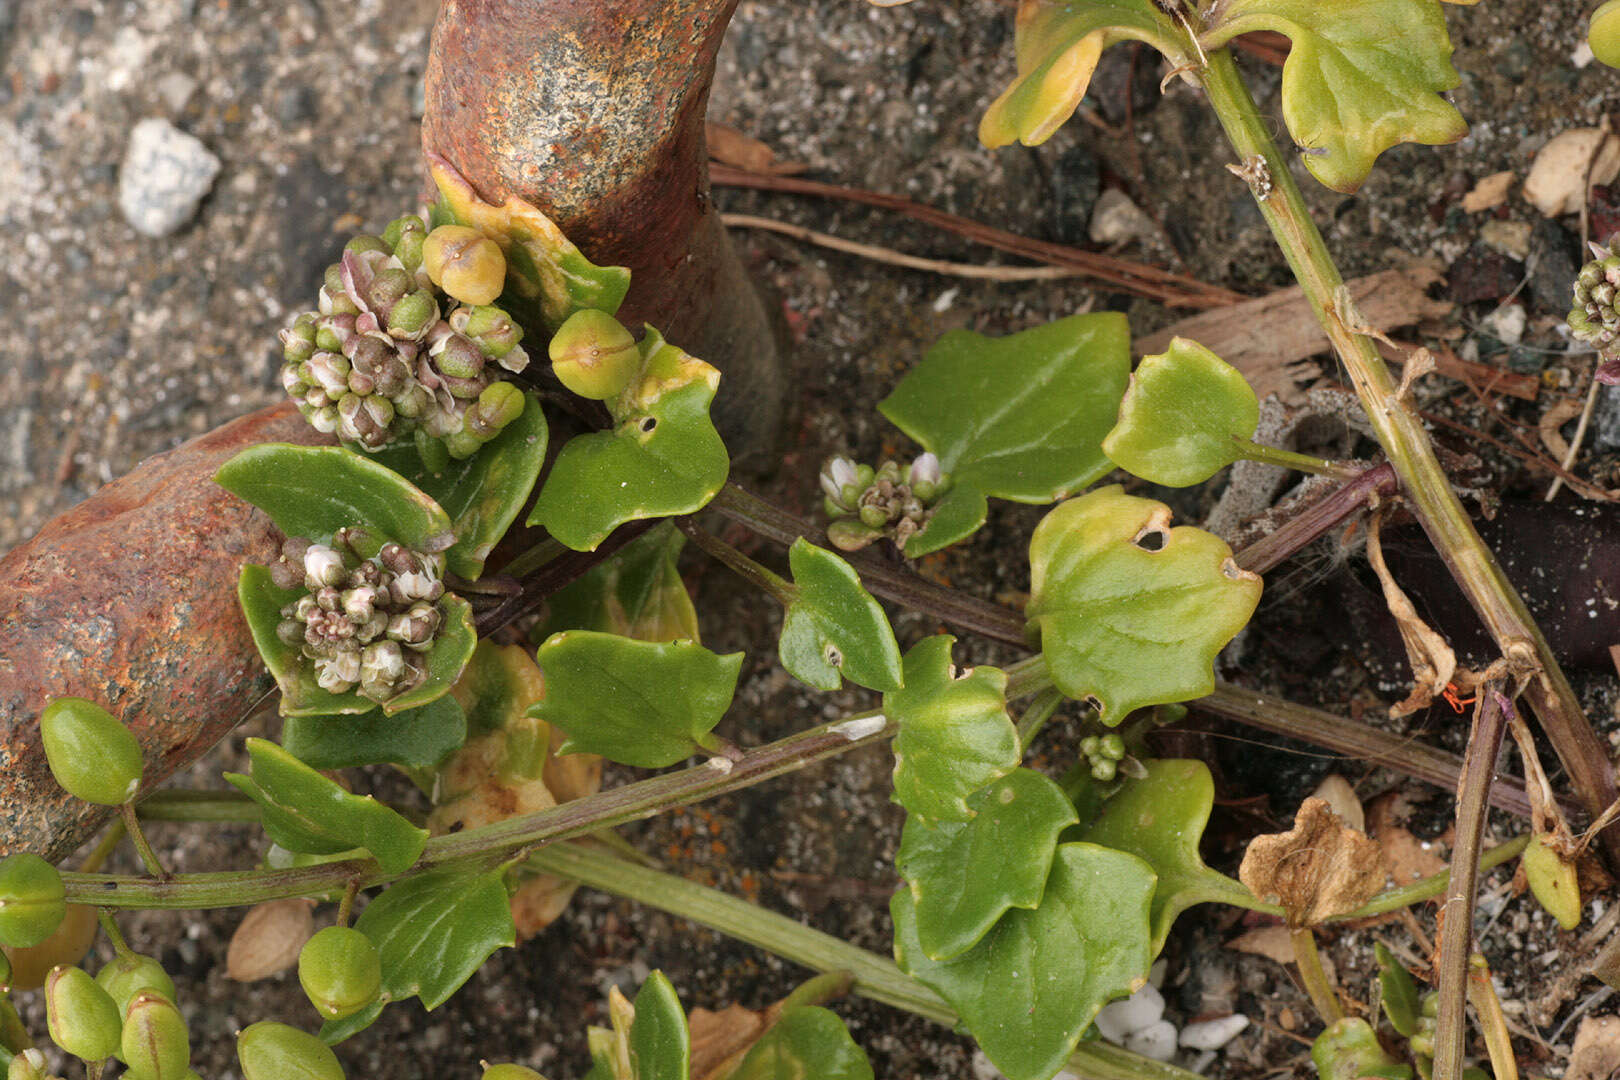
[[366, 268, 412, 314], [0, 854, 66, 949], [1098, 733, 1126, 760], [466, 382, 525, 439], [121, 991, 190, 1080], [857, 504, 888, 530], [1090, 758, 1117, 782], [1592, 0, 1620, 68], [96, 953, 176, 1019], [345, 234, 390, 257], [388, 290, 439, 339], [45, 965, 122, 1062], [394, 233, 427, 277], [237, 1020, 345, 1080], [7, 1049, 49, 1080], [825, 518, 883, 553], [422, 225, 507, 306], [323, 263, 346, 297], [381, 215, 425, 251], [442, 429, 485, 460], [482, 1066, 548, 1080], [549, 309, 641, 400], [5, 905, 97, 991], [39, 697, 143, 806], [297, 927, 381, 1021], [455, 305, 523, 359]]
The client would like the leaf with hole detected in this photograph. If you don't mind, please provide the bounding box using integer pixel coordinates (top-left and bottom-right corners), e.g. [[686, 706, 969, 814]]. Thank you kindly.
[[371, 390, 548, 580], [352, 866, 515, 1010], [885, 636, 1020, 823], [280, 695, 467, 771], [877, 312, 1132, 556], [216, 444, 452, 551], [534, 522, 700, 645], [1202, 0, 1468, 192], [779, 539, 903, 692], [893, 842, 1156, 1080], [430, 155, 630, 330], [529, 631, 743, 768], [1078, 759, 1268, 955], [897, 768, 1079, 962], [1102, 338, 1259, 487], [223, 738, 428, 875], [237, 565, 477, 717], [1026, 486, 1262, 722], [726, 1006, 874, 1080], [529, 328, 729, 551]]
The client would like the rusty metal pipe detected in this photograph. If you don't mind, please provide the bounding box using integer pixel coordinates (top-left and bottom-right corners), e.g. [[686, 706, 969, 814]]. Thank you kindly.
[[424, 0, 783, 460], [0, 404, 324, 860]]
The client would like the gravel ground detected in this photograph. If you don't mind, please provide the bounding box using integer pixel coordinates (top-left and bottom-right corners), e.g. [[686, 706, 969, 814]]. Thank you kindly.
[[4, 1, 1620, 1079]]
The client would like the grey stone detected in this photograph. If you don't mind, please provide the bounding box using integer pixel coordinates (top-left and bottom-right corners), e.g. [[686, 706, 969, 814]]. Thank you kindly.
[[1592, 382, 1620, 453], [116, 117, 221, 238]]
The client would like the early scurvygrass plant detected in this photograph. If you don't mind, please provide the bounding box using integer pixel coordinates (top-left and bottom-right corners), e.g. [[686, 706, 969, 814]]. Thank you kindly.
[[0, 4, 1603, 1080]]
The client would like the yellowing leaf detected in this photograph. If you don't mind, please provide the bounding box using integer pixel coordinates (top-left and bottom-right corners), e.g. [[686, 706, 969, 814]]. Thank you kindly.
[[1203, 0, 1468, 192], [979, 1, 1182, 149]]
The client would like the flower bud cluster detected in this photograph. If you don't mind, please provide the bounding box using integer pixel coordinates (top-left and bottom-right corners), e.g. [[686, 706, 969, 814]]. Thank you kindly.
[[1079, 732, 1128, 782], [270, 528, 446, 703], [278, 215, 531, 458], [818, 452, 951, 553]]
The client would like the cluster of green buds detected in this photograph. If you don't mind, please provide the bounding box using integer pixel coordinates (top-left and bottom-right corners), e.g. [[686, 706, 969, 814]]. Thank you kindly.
[[269, 528, 446, 703], [819, 452, 951, 553], [14, 944, 190, 1080], [1568, 237, 1620, 384], [1078, 733, 1128, 782], [278, 216, 531, 459]]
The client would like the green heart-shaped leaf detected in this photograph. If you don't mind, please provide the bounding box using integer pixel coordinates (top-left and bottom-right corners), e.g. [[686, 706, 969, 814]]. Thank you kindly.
[[979, 1, 1182, 148], [223, 738, 428, 875], [1078, 759, 1265, 955], [528, 632, 743, 768], [1203, 0, 1468, 192], [529, 328, 729, 551], [535, 522, 700, 645], [237, 565, 477, 717], [629, 971, 689, 1080], [726, 1007, 874, 1080], [430, 155, 630, 330], [371, 391, 549, 580], [893, 842, 1156, 1080], [885, 636, 1020, 823], [1102, 338, 1259, 487], [878, 313, 1131, 556], [280, 696, 467, 771], [897, 768, 1079, 962], [1026, 486, 1262, 722], [216, 444, 452, 551], [352, 866, 515, 1009], [779, 539, 904, 693]]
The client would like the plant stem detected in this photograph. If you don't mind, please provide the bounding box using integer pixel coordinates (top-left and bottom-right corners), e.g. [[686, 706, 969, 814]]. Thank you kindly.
[[531, 841, 1208, 1080], [1231, 463, 1398, 575], [499, 537, 569, 580], [1234, 439, 1360, 481], [1196, 46, 1620, 864], [1330, 834, 1527, 920], [336, 878, 360, 928], [97, 909, 133, 959], [118, 803, 168, 880], [61, 709, 896, 909], [1196, 684, 1554, 821], [1431, 686, 1509, 1080], [1018, 688, 1064, 752], [1289, 926, 1344, 1024], [1466, 954, 1520, 1080], [135, 790, 260, 823], [676, 518, 797, 605], [476, 519, 657, 636]]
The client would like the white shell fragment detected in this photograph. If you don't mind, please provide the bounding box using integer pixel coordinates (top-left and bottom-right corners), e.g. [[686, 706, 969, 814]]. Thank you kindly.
[[1179, 1013, 1250, 1051], [1124, 1020, 1180, 1061], [118, 117, 221, 237], [1095, 982, 1165, 1043]]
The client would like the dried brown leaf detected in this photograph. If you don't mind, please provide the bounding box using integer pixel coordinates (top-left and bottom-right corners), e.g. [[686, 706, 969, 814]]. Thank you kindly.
[[1239, 798, 1387, 927], [1568, 1015, 1620, 1080], [705, 122, 806, 176], [1366, 508, 1456, 718], [226, 898, 315, 982], [689, 1001, 785, 1080], [1226, 924, 1339, 984], [1460, 171, 1515, 214], [1366, 791, 1450, 885]]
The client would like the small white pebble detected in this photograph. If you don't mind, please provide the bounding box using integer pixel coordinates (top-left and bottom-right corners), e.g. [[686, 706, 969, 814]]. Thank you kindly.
[[1095, 983, 1165, 1042], [1124, 1020, 1179, 1062], [1179, 1014, 1249, 1051]]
